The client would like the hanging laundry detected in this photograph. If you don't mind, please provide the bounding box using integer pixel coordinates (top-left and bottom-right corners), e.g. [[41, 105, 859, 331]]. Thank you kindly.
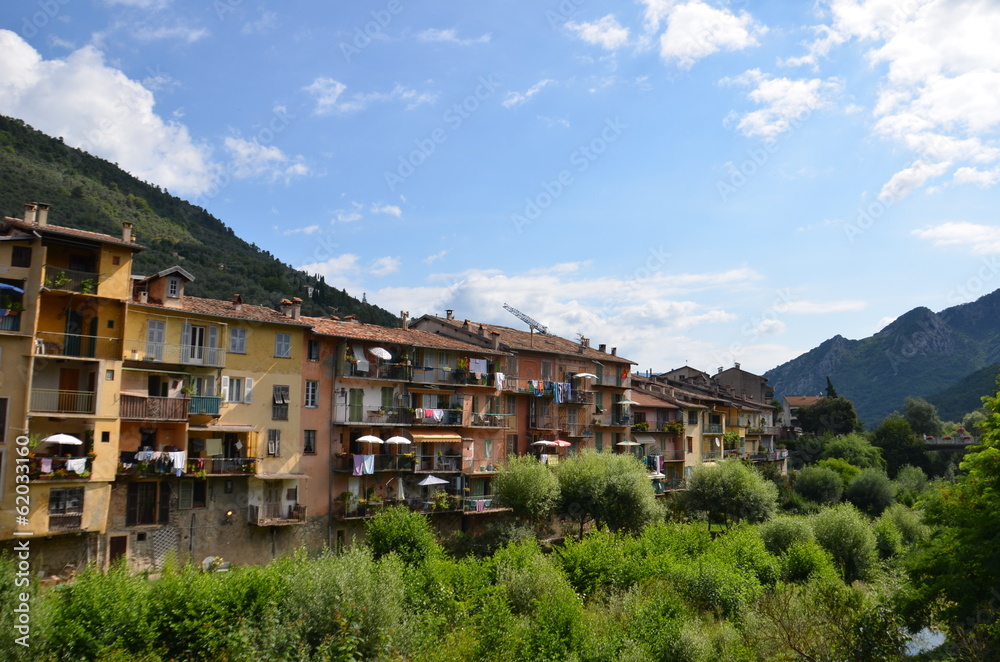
[[469, 358, 487, 374], [494, 372, 505, 391], [65, 458, 88, 474], [40, 458, 53, 473], [363, 454, 375, 475], [352, 454, 365, 476], [167, 450, 187, 471]]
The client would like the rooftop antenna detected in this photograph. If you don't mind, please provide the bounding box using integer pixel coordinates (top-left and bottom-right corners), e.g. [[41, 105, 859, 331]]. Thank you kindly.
[[503, 303, 548, 347]]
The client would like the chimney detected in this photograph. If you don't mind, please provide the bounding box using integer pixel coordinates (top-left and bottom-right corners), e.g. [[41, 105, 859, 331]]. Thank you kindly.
[[36, 203, 50, 226], [279, 298, 293, 317], [491, 330, 501, 351], [122, 221, 133, 243], [291, 297, 302, 321], [343, 314, 360, 324], [598, 343, 606, 353], [445, 309, 454, 320], [463, 319, 470, 330], [232, 293, 243, 311], [478, 324, 486, 337], [139, 291, 149, 304], [23, 203, 37, 224], [734, 362, 740, 370], [611, 347, 617, 356], [401, 310, 409, 330]]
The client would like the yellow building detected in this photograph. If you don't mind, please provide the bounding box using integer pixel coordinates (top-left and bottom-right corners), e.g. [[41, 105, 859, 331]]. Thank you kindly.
[[0, 204, 139, 570]]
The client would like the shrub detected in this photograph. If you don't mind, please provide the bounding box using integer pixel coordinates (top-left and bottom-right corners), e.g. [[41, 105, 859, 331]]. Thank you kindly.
[[759, 515, 815, 556], [881, 503, 930, 547], [820, 433, 885, 470], [794, 466, 844, 504], [893, 464, 929, 507], [816, 457, 862, 487], [494, 454, 560, 524], [873, 512, 904, 559], [811, 504, 879, 582], [686, 460, 778, 530], [782, 539, 836, 583], [846, 468, 896, 516], [710, 525, 780, 587], [364, 504, 441, 566]]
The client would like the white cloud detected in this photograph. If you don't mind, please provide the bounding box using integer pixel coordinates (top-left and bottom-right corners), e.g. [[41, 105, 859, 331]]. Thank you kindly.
[[0, 30, 217, 195], [370, 256, 402, 276], [242, 11, 277, 35], [655, 1, 766, 69], [723, 69, 841, 140], [104, 0, 170, 8], [424, 250, 448, 264], [503, 79, 555, 108], [371, 203, 402, 217], [952, 165, 1000, 187], [304, 78, 436, 114], [912, 221, 1000, 255], [417, 28, 491, 45], [133, 25, 209, 43], [878, 159, 950, 201], [283, 225, 320, 236], [223, 136, 309, 182], [566, 15, 630, 50]]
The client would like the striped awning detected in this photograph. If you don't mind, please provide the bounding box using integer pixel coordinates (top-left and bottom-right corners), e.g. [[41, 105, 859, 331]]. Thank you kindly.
[[633, 433, 657, 445], [411, 433, 463, 444]]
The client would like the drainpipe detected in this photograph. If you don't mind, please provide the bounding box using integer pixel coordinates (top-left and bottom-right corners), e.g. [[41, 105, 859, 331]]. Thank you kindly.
[[328, 339, 347, 551]]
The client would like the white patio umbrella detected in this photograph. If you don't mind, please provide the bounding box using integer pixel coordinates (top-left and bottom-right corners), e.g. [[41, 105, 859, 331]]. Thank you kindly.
[[531, 440, 557, 446], [417, 475, 449, 486], [41, 433, 84, 445], [618, 399, 639, 406], [615, 440, 640, 446], [550, 439, 572, 447], [369, 347, 392, 360], [356, 435, 383, 444], [384, 436, 411, 445], [572, 373, 598, 379]]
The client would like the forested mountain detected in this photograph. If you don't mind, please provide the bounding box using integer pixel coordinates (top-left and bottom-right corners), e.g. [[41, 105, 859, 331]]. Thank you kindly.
[[0, 115, 398, 325], [765, 291, 1000, 426]]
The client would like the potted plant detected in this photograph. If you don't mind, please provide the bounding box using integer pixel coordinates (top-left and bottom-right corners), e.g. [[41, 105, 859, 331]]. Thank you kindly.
[[44, 271, 71, 289], [4, 301, 24, 316], [632, 421, 650, 431], [80, 278, 97, 294]]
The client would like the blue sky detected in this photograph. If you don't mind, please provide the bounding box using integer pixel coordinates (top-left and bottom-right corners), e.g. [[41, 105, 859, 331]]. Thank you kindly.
[[2, 0, 1000, 376]]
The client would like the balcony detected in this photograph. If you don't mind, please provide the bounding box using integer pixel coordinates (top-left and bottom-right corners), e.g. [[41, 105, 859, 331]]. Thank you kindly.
[[562, 390, 594, 405], [332, 454, 416, 473], [28, 456, 93, 481], [463, 495, 503, 512], [249, 502, 306, 526], [120, 394, 190, 421], [334, 496, 463, 519], [186, 457, 257, 475], [334, 405, 415, 426], [188, 396, 222, 416], [703, 423, 724, 434], [48, 513, 83, 532], [701, 450, 723, 462], [560, 423, 592, 437], [411, 408, 463, 426], [746, 450, 789, 462], [30, 388, 95, 414], [652, 449, 686, 462], [35, 331, 121, 360], [43, 266, 100, 294], [341, 362, 413, 381], [123, 339, 226, 367], [651, 478, 686, 494], [528, 414, 557, 430], [470, 412, 511, 428], [415, 454, 462, 472], [0, 313, 21, 332]]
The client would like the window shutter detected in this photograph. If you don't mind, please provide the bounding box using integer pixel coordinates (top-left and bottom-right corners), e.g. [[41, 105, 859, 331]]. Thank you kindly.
[[221, 376, 230, 403], [244, 378, 253, 404], [126, 482, 139, 527], [178, 481, 193, 509]]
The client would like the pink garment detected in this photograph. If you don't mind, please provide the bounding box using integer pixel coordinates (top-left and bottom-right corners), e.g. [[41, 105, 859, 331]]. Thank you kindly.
[[352, 454, 365, 476], [41, 458, 53, 473]]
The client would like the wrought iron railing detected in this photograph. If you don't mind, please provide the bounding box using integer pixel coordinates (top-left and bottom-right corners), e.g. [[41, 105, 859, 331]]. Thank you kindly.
[[120, 394, 190, 421], [30, 389, 95, 414]]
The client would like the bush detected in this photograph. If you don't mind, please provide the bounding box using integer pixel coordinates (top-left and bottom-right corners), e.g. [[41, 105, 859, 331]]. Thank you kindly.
[[494, 454, 560, 524], [686, 460, 778, 530], [873, 512, 904, 559], [881, 503, 930, 547], [893, 464, 929, 507], [794, 466, 844, 504], [365, 504, 442, 566], [759, 515, 815, 556], [821, 433, 885, 470], [811, 504, 879, 582], [816, 457, 862, 487], [846, 468, 896, 516], [782, 539, 836, 583]]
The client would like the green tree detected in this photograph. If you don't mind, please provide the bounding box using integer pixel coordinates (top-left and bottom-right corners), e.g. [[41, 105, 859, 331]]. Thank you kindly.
[[555, 451, 660, 537], [798, 397, 862, 436], [845, 468, 896, 516], [872, 415, 925, 477], [816, 457, 862, 488], [902, 396, 944, 437], [893, 464, 929, 507], [495, 454, 560, 525], [794, 465, 844, 504], [821, 433, 885, 470], [812, 503, 879, 582], [825, 376, 839, 398], [685, 459, 778, 530], [364, 505, 441, 566]]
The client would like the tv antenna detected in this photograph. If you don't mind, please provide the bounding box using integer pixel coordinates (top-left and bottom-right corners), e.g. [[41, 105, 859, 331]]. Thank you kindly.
[[503, 303, 548, 335]]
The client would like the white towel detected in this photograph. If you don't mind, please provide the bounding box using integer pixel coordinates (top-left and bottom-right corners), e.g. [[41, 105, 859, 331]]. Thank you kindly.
[[205, 438, 223, 455], [168, 450, 187, 471], [352, 343, 370, 372], [495, 372, 505, 391], [65, 458, 88, 474], [432, 409, 444, 422]]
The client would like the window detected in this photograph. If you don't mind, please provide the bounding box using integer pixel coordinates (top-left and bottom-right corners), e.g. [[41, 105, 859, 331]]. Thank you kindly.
[[267, 429, 281, 456], [595, 431, 604, 452], [0, 397, 6, 443], [112, 256, 121, 266], [178, 481, 207, 509], [272, 385, 289, 420], [101, 431, 110, 443], [230, 328, 247, 354], [275, 333, 291, 358], [48, 487, 84, 531], [226, 377, 244, 403], [687, 410, 698, 426], [167, 278, 180, 298], [541, 360, 553, 381], [146, 320, 166, 361], [126, 482, 170, 526], [304, 430, 316, 454], [381, 387, 394, 411], [304, 380, 319, 408], [349, 388, 364, 422], [11, 246, 31, 268], [484, 438, 493, 458], [307, 339, 319, 361], [686, 437, 693, 454]]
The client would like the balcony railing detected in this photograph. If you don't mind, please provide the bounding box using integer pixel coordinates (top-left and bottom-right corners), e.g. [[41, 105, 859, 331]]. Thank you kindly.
[[189, 396, 222, 416], [651, 478, 686, 494], [703, 423, 724, 434], [560, 423, 592, 437], [562, 390, 594, 405], [28, 456, 93, 480], [43, 266, 100, 294], [412, 408, 463, 426], [30, 389, 95, 414], [701, 450, 723, 462], [35, 331, 121, 360], [415, 454, 462, 472], [48, 513, 83, 532], [0, 314, 21, 332], [123, 339, 226, 367], [464, 495, 499, 512], [470, 412, 511, 428], [205, 457, 257, 474], [334, 405, 415, 425], [341, 362, 413, 381], [334, 496, 464, 519], [332, 454, 416, 473], [120, 394, 190, 421], [650, 449, 685, 461], [249, 503, 306, 526], [528, 414, 557, 430]]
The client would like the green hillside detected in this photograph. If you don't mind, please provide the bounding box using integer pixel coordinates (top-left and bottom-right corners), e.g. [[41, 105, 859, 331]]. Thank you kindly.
[[926, 362, 1000, 421], [765, 298, 1000, 427], [0, 115, 399, 325]]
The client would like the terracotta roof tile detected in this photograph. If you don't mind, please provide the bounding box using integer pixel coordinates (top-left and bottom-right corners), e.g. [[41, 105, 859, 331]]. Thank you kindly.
[[633, 391, 680, 409], [420, 315, 635, 364], [133, 296, 310, 326], [2, 217, 143, 251], [304, 317, 509, 355], [785, 395, 825, 407]]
